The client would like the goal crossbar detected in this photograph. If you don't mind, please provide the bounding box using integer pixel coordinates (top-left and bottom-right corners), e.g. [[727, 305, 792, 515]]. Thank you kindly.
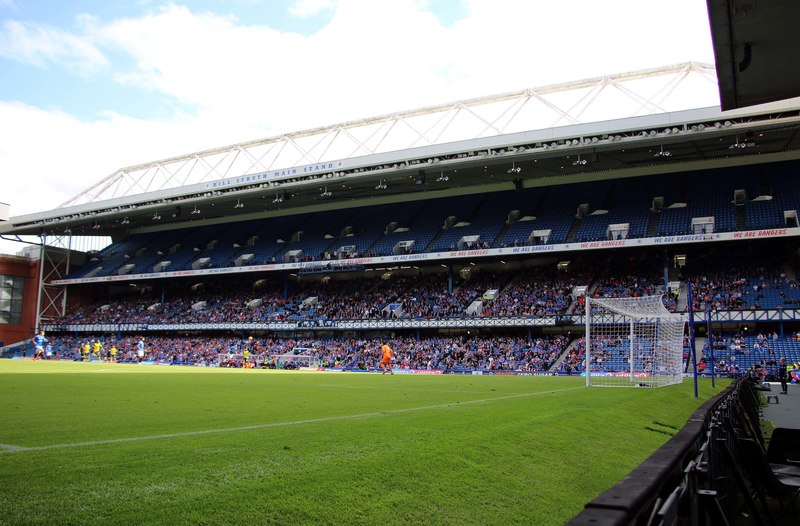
[[268, 352, 319, 368], [585, 295, 686, 388]]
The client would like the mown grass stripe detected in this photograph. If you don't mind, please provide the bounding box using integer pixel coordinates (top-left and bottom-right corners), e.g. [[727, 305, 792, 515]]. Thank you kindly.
[[0, 386, 584, 454]]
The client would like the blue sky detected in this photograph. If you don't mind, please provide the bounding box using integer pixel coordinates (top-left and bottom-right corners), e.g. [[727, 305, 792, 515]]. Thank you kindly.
[[0, 0, 469, 121], [0, 0, 716, 254], [0, 1, 332, 120]]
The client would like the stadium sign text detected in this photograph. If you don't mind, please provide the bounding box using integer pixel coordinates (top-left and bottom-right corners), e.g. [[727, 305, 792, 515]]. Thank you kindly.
[[204, 161, 345, 189], [732, 228, 788, 239]]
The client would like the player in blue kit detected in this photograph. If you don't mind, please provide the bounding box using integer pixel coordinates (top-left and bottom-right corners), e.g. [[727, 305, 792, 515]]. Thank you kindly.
[[137, 338, 146, 362], [32, 330, 46, 361]]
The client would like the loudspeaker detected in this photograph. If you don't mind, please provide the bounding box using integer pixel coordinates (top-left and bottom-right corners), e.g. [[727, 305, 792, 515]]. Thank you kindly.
[[513, 178, 523, 192], [171, 206, 182, 218], [416, 170, 426, 185]]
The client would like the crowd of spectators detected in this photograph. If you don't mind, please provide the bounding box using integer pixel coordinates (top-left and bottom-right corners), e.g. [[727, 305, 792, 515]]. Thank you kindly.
[[34, 334, 569, 372], [590, 275, 659, 299], [307, 276, 409, 320], [399, 275, 471, 318], [571, 274, 673, 315], [688, 271, 750, 312], [481, 272, 575, 317], [702, 329, 800, 378], [553, 336, 635, 375], [58, 271, 530, 326], [54, 256, 800, 328], [27, 325, 800, 382], [685, 257, 800, 311]]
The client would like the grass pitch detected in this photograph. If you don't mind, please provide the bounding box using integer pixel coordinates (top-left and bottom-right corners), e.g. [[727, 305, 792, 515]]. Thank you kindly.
[[0, 360, 727, 525]]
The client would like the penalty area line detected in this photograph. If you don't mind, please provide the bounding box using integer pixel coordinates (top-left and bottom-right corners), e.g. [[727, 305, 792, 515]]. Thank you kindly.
[[1, 386, 585, 454]]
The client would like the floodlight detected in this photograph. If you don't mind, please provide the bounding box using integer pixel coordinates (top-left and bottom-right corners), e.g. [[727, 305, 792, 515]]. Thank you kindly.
[[653, 145, 672, 158]]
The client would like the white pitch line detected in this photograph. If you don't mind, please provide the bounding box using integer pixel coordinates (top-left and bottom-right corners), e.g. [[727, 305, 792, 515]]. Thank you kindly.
[[0, 386, 585, 454], [317, 384, 527, 395], [0, 443, 29, 452]]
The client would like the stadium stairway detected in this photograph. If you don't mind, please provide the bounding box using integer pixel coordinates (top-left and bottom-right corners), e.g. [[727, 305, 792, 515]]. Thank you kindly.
[[646, 209, 660, 237], [568, 282, 598, 314], [736, 204, 746, 230], [677, 282, 688, 311], [565, 216, 583, 243], [492, 219, 514, 248], [548, 338, 584, 373], [565, 293, 581, 315]]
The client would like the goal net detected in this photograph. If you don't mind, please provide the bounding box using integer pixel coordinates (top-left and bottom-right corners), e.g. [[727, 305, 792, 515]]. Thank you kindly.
[[269, 349, 320, 369], [584, 295, 685, 388]]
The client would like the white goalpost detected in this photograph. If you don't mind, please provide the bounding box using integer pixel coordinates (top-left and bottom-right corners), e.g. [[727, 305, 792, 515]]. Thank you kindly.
[[584, 295, 686, 388], [268, 348, 320, 368]]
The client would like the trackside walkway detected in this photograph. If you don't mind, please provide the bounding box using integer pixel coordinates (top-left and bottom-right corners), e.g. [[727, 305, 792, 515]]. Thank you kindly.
[[762, 382, 799, 430]]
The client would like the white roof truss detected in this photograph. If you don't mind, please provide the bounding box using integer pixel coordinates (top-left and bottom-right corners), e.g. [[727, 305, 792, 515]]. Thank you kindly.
[[60, 62, 719, 208]]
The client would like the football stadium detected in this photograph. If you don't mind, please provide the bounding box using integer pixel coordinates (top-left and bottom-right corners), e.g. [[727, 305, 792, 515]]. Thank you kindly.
[[2, 3, 800, 525]]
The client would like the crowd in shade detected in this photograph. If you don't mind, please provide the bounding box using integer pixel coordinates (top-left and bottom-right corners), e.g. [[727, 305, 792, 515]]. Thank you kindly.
[[590, 274, 659, 299], [399, 274, 473, 318], [575, 254, 677, 311], [57, 252, 800, 328], [308, 277, 406, 320], [688, 272, 750, 312], [683, 254, 800, 312], [36, 334, 569, 372], [481, 273, 576, 317], [54, 262, 691, 326]]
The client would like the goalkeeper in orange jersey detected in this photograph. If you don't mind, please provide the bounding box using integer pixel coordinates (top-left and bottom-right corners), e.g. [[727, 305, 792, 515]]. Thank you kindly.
[[380, 342, 394, 375]]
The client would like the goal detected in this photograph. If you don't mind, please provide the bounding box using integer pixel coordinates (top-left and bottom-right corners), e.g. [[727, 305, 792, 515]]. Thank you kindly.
[[269, 349, 320, 369], [584, 295, 685, 387]]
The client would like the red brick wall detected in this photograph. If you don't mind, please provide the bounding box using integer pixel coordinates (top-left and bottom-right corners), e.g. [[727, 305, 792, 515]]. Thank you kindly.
[[0, 256, 40, 346]]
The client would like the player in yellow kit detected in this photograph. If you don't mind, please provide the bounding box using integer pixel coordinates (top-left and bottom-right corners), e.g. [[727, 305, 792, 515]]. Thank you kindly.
[[92, 340, 103, 360]]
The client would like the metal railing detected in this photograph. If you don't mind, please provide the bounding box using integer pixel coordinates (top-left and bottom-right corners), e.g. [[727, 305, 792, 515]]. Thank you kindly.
[[567, 377, 779, 525]]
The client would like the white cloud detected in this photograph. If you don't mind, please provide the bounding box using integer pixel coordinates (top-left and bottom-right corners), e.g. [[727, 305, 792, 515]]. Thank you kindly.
[[92, 1, 467, 132], [288, 0, 337, 18], [446, 0, 715, 95], [0, 100, 264, 217], [88, 0, 714, 132], [0, 20, 108, 74]]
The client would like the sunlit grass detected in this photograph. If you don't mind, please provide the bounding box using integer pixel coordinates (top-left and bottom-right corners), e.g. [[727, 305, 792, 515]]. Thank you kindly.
[[0, 360, 727, 525]]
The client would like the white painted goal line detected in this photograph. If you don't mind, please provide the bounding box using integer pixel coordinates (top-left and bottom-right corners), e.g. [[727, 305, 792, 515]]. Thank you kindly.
[[0, 386, 585, 454]]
